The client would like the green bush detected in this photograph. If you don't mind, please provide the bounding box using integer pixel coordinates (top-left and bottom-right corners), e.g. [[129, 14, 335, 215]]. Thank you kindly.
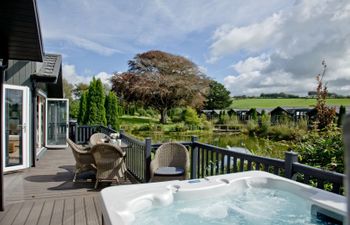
[[218, 114, 230, 124], [169, 123, 188, 132], [259, 114, 271, 136], [246, 120, 259, 136], [294, 126, 344, 173], [183, 107, 200, 125], [296, 118, 308, 131], [137, 108, 147, 117], [169, 108, 184, 123], [146, 108, 157, 117]]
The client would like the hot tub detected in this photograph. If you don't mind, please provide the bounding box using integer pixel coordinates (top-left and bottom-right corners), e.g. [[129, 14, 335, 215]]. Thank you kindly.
[[100, 171, 346, 225]]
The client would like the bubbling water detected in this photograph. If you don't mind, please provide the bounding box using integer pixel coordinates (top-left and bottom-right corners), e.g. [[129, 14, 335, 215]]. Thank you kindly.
[[132, 187, 338, 225]]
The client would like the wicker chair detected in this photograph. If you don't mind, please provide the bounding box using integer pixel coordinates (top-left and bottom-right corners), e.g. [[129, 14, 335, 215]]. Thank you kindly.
[[89, 133, 110, 146], [90, 143, 127, 188], [150, 142, 189, 182], [67, 138, 96, 182]]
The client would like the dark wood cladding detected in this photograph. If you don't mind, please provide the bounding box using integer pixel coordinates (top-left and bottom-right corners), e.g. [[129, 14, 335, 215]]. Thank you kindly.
[[0, 0, 43, 62]]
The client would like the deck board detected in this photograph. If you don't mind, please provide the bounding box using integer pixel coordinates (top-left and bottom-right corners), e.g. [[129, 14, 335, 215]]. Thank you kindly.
[[74, 197, 87, 225], [85, 196, 100, 225], [50, 199, 64, 225], [12, 201, 34, 225], [0, 148, 137, 225], [63, 198, 74, 225], [37, 200, 54, 225], [24, 200, 44, 225], [0, 202, 24, 225]]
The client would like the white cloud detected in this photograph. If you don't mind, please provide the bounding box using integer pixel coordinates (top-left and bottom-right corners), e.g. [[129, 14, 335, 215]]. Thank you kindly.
[[38, 0, 291, 54], [66, 36, 119, 56], [209, 14, 283, 62], [62, 64, 112, 86], [233, 55, 270, 74], [218, 0, 350, 96]]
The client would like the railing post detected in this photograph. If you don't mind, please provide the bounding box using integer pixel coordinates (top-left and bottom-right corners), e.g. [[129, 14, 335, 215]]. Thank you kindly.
[[343, 114, 350, 224], [145, 138, 152, 182], [119, 129, 125, 139], [75, 124, 79, 143], [285, 151, 298, 179], [191, 136, 199, 179]]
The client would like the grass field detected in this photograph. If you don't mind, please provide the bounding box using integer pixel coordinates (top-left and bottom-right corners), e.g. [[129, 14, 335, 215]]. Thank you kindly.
[[230, 98, 350, 109]]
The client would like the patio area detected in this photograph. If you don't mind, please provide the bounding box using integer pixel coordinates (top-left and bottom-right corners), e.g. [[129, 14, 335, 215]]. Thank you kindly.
[[0, 147, 137, 225]]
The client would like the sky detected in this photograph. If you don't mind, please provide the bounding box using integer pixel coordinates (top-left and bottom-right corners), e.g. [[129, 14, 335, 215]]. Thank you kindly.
[[37, 0, 350, 96]]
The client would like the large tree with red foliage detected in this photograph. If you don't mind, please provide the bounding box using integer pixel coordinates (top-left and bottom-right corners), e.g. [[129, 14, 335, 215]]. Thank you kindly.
[[112, 50, 209, 123]]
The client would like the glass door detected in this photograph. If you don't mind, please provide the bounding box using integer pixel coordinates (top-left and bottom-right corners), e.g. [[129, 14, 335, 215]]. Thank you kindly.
[[2, 85, 30, 172], [46, 99, 69, 148]]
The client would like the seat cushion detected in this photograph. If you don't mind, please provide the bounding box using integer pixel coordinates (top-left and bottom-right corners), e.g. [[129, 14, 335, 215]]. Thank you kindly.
[[154, 167, 184, 176]]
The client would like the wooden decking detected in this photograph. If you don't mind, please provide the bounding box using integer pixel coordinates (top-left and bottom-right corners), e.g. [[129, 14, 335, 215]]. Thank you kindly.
[[1, 148, 137, 225]]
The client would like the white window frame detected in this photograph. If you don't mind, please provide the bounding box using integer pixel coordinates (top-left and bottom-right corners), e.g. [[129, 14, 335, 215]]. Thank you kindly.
[[2, 84, 30, 172], [45, 98, 69, 148]]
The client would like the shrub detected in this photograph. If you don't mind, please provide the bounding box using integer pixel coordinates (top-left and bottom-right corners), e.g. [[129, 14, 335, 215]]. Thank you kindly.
[[246, 120, 259, 136], [250, 108, 258, 121], [296, 118, 308, 131], [137, 108, 147, 116], [218, 114, 230, 124], [168, 123, 188, 132], [183, 107, 200, 125], [146, 108, 157, 117], [201, 120, 214, 131], [169, 108, 184, 123], [294, 127, 344, 173], [259, 114, 271, 136]]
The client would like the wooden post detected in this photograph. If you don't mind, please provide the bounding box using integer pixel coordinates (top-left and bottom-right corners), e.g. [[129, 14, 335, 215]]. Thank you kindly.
[[343, 114, 350, 224], [191, 136, 198, 179], [144, 138, 152, 182], [285, 151, 298, 179]]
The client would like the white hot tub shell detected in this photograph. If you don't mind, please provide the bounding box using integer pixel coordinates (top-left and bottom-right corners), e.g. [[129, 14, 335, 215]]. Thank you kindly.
[[99, 171, 346, 225]]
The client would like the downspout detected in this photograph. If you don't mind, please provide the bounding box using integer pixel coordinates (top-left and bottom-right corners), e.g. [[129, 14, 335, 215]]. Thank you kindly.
[[0, 58, 9, 211], [31, 78, 37, 167]]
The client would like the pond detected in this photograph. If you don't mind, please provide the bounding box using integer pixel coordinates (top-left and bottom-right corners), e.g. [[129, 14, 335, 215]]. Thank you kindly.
[[130, 131, 291, 159]]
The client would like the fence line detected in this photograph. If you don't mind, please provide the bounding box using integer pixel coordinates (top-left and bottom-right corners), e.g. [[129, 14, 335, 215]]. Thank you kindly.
[[69, 124, 344, 194]]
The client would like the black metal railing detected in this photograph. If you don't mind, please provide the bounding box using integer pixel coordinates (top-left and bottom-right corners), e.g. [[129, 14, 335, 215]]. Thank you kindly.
[[69, 123, 345, 194], [192, 141, 285, 179]]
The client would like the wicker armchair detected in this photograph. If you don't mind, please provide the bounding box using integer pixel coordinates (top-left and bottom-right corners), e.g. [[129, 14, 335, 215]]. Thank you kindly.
[[67, 138, 96, 182], [90, 143, 127, 188], [150, 142, 189, 182], [89, 133, 110, 146]]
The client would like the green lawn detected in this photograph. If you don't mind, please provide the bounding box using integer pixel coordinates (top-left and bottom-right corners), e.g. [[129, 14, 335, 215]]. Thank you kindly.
[[230, 98, 350, 109]]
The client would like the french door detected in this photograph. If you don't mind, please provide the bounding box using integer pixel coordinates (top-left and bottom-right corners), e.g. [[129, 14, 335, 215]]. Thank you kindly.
[[46, 98, 69, 148], [2, 85, 30, 172]]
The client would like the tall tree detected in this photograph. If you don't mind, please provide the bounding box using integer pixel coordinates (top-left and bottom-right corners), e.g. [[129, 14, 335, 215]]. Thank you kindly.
[[315, 61, 336, 129], [73, 83, 89, 99], [105, 91, 120, 130], [70, 100, 79, 119], [204, 80, 232, 109], [86, 78, 107, 125], [112, 50, 210, 123], [63, 78, 74, 100], [77, 91, 87, 124], [62, 78, 80, 119]]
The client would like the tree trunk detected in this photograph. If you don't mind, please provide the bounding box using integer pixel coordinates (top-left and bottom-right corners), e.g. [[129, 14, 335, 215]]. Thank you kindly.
[[160, 108, 168, 124]]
